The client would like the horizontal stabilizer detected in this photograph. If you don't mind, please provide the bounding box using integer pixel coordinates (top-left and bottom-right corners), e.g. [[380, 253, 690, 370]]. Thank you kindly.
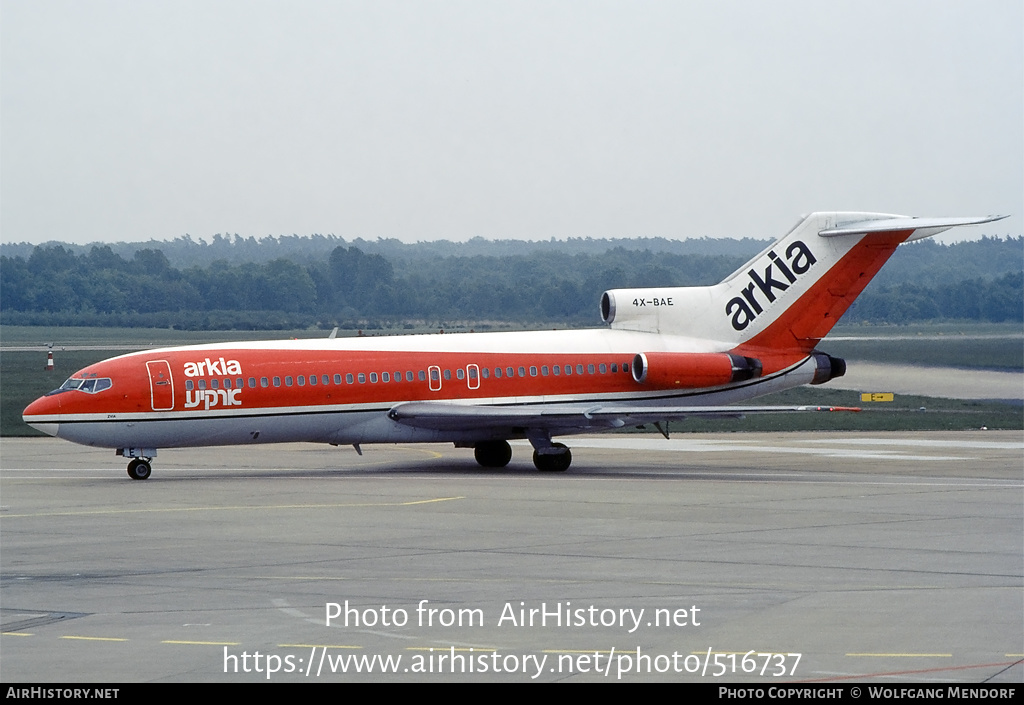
[[819, 215, 1007, 239]]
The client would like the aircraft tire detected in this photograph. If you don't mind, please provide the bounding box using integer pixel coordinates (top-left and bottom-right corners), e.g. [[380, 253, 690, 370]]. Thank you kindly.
[[127, 459, 152, 481], [474, 440, 512, 468], [533, 443, 571, 472]]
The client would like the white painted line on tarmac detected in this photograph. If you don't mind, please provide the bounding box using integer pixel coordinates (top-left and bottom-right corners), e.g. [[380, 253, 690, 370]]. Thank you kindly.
[[540, 437, 970, 461], [801, 437, 1024, 450]]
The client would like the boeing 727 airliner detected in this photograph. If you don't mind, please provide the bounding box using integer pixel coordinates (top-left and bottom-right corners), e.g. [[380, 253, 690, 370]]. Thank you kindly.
[[23, 212, 1005, 479]]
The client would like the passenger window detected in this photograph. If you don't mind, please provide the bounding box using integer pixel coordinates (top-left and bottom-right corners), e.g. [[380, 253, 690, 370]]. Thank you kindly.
[[358, 373, 366, 383], [199, 380, 207, 390], [599, 363, 607, 374], [285, 376, 293, 386], [588, 364, 595, 374], [237, 377, 244, 388], [565, 365, 572, 376], [494, 367, 502, 378], [224, 379, 232, 389], [576, 365, 584, 375], [529, 366, 537, 376], [507, 367, 514, 377], [456, 369, 464, 380], [518, 367, 526, 377], [407, 371, 414, 382], [611, 363, 618, 373], [186, 380, 194, 391], [298, 375, 305, 386], [552, 366, 560, 376], [541, 365, 548, 376], [419, 370, 426, 381], [261, 377, 269, 387], [443, 369, 451, 380], [249, 378, 256, 388], [346, 373, 354, 384], [382, 372, 390, 382], [324, 375, 331, 385], [211, 379, 219, 389], [309, 375, 317, 386], [273, 377, 281, 387], [482, 368, 489, 379]]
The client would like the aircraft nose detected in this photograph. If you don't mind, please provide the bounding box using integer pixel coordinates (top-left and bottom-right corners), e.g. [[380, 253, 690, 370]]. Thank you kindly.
[[23, 395, 61, 437]]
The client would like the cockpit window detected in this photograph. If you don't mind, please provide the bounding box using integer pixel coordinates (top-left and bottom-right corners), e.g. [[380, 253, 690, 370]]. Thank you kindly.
[[49, 377, 112, 395]]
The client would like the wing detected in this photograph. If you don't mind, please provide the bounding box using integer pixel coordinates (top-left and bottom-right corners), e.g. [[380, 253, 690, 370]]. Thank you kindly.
[[387, 400, 859, 433]]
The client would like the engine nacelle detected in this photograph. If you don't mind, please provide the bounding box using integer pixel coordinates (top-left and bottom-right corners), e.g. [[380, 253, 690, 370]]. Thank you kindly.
[[810, 353, 847, 385], [601, 286, 716, 334], [632, 352, 762, 388]]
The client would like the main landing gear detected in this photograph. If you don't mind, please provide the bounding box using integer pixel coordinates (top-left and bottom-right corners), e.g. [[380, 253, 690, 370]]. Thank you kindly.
[[474, 440, 513, 468], [532, 442, 572, 472], [528, 431, 572, 472], [471, 438, 573, 472]]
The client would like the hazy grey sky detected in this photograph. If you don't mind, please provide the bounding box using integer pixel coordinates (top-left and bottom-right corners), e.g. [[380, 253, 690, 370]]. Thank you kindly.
[[2, 0, 1020, 245]]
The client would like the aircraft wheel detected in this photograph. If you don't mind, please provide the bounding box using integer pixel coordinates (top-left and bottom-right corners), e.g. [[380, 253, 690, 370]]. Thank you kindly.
[[474, 440, 512, 468], [533, 443, 571, 472], [127, 459, 152, 480]]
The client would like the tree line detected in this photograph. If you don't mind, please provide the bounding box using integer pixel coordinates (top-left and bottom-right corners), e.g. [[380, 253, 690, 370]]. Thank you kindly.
[[1, 236, 1020, 329]]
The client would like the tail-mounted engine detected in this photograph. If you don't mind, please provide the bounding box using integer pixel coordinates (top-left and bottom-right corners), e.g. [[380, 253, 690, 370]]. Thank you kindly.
[[602, 288, 684, 330], [810, 353, 847, 385]]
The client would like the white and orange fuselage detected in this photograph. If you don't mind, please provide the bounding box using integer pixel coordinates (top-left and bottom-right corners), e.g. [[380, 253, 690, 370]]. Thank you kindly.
[[23, 212, 1004, 477], [25, 330, 805, 450]]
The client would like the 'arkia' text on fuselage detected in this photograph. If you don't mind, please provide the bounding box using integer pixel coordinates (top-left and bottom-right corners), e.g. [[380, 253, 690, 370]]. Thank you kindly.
[[23, 212, 1006, 479]]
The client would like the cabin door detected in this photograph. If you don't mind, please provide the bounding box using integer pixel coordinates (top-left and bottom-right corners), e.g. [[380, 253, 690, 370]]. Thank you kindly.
[[428, 365, 442, 392], [146, 360, 175, 411]]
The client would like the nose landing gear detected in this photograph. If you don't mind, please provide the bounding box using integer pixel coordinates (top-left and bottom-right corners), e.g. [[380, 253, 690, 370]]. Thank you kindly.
[[126, 458, 152, 480], [118, 448, 157, 480]]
